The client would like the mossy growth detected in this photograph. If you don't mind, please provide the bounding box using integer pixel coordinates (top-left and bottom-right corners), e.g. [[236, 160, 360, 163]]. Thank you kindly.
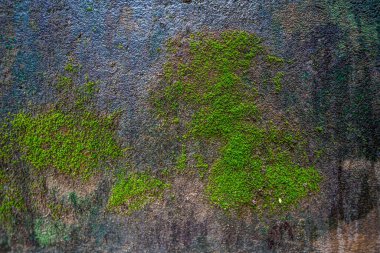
[[9, 110, 122, 179], [176, 145, 187, 171], [272, 71, 285, 92], [34, 218, 70, 247], [194, 154, 209, 178], [56, 60, 100, 112], [1, 59, 123, 181], [63, 58, 80, 73], [107, 172, 169, 213], [0, 170, 26, 229], [152, 30, 321, 212], [0, 59, 124, 226], [1, 124, 26, 233], [0, 122, 15, 165], [0, 58, 126, 245]]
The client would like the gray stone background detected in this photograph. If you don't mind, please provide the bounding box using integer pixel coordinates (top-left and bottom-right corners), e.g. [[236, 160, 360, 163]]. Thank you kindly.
[[0, 0, 379, 252]]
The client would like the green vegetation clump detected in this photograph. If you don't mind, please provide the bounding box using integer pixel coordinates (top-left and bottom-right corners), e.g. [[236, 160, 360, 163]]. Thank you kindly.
[[0, 59, 123, 180], [1, 124, 26, 234], [107, 172, 169, 213], [272, 71, 285, 92], [266, 54, 285, 64], [63, 59, 80, 73], [0, 123, 14, 165], [0, 170, 26, 228], [176, 145, 187, 171], [9, 110, 122, 179], [153, 30, 321, 212], [0, 58, 127, 245], [34, 218, 70, 247]]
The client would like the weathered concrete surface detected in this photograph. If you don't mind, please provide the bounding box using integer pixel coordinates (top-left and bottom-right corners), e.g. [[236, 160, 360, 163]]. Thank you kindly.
[[0, 0, 379, 252]]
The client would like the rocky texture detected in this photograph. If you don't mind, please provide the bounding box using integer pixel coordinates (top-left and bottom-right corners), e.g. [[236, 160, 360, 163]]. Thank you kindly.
[[0, 0, 379, 252]]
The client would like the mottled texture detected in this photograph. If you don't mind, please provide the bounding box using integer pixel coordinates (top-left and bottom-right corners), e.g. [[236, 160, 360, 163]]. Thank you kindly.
[[0, 0, 379, 252]]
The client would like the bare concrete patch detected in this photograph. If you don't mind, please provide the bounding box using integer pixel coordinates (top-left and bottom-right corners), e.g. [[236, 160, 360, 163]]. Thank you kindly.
[[342, 159, 372, 172], [313, 208, 380, 253], [46, 172, 102, 199]]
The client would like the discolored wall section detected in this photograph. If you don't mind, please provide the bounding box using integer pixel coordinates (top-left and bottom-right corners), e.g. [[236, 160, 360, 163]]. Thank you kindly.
[[0, 0, 379, 252]]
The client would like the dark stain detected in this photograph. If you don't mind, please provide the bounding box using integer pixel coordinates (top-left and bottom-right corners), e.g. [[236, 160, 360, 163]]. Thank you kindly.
[[267, 221, 294, 249]]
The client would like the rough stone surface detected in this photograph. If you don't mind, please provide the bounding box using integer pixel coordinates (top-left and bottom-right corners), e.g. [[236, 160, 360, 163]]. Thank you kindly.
[[0, 0, 379, 252]]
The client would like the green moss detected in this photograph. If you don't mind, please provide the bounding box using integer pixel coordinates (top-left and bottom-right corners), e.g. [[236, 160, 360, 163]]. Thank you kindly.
[[56, 75, 73, 90], [0, 60, 123, 181], [0, 123, 14, 165], [176, 145, 187, 171], [272, 71, 285, 92], [74, 78, 100, 109], [266, 55, 285, 64], [107, 172, 169, 213], [63, 59, 80, 73], [55, 60, 101, 113], [315, 126, 324, 133], [0, 189, 25, 225], [0, 59, 127, 239], [153, 30, 321, 212], [0, 189, 25, 217], [0, 170, 26, 229], [10, 110, 122, 179], [34, 218, 70, 247], [1, 124, 27, 230], [194, 154, 209, 178]]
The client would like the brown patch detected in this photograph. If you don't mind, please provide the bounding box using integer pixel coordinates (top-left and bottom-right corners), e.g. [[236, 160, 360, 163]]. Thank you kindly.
[[273, 2, 328, 40], [29, 169, 100, 225], [119, 6, 138, 32], [46, 171, 102, 199], [59, 211, 77, 225], [59, 126, 69, 135], [41, 142, 51, 150], [313, 209, 380, 253], [0, 44, 18, 97], [267, 221, 295, 249], [149, 175, 212, 224], [342, 159, 372, 172], [81, 149, 92, 157]]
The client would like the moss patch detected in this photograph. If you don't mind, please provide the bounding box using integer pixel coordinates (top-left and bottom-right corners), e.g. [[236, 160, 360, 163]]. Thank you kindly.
[[107, 172, 169, 213], [0, 59, 123, 180], [0, 58, 126, 245], [0, 170, 26, 229], [34, 218, 70, 247], [153, 30, 321, 212], [9, 110, 122, 179]]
